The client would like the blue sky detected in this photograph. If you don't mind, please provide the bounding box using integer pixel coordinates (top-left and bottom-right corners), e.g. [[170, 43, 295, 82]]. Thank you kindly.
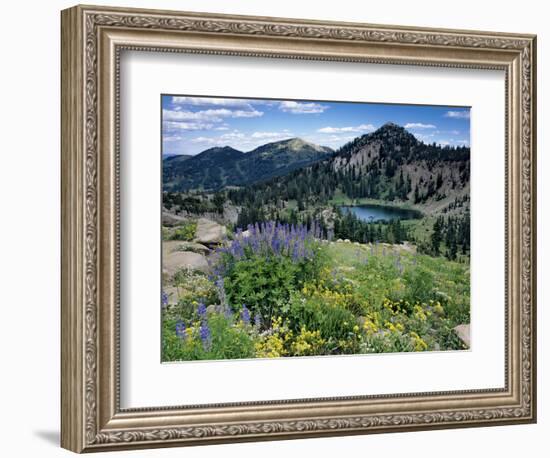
[[162, 95, 470, 156]]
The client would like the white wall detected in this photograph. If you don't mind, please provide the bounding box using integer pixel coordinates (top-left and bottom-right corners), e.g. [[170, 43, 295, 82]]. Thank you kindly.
[[0, 1, 546, 456]]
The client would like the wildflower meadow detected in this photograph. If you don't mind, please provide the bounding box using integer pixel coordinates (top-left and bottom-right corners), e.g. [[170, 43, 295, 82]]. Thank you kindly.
[[162, 221, 469, 361]]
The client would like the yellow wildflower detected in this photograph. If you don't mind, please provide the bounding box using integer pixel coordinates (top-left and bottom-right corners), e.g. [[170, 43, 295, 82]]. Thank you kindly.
[[410, 331, 428, 351], [363, 319, 378, 334]]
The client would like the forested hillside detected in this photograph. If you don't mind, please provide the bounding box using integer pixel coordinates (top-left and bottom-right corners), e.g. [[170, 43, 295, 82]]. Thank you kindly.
[[163, 138, 333, 192], [228, 123, 469, 211]]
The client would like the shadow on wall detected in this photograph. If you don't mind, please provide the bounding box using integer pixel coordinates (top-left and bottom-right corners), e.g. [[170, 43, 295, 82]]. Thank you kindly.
[[33, 430, 59, 446]]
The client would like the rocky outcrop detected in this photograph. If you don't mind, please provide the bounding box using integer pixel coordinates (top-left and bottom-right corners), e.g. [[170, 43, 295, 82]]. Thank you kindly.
[[194, 218, 227, 245], [162, 211, 187, 227], [162, 241, 210, 278], [166, 241, 210, 255], [163, 286, 180, 306], [163, 251, 209, 278], [453, 324, 470, 348]]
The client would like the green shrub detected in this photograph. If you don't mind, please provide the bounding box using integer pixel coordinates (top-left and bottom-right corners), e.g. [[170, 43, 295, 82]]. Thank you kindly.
[[224, 254, 299, 323], [170, 221, 197, 241], [212, 221, 328, 323], [221, 247, 327, 324]]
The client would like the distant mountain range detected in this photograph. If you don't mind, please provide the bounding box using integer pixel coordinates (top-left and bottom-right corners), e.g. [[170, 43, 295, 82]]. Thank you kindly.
[[163, 138, 333, 191], [232, 123, 470, 210]]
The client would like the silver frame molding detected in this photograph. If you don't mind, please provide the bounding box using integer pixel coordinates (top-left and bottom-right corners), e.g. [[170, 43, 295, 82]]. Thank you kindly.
[[61, 4, 537, 453]]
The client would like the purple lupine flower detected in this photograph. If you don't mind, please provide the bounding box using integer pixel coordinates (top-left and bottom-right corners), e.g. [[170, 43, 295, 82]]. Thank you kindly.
[[200, 322, 211, 350], [271, 237, 281, 255], [284, 233, 292, 252], [292, 243, 300, 262], [211, 221, 319, 271], [241, 304, 250, 325], [161, 290, 168, 308], [215, 276, 228, 308], [254, 313, 262, 329], [175, 320, 186, 340], [197, 302, 207, 319]]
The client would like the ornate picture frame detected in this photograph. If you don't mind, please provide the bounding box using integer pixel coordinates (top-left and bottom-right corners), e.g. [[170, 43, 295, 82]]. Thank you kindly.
[[61, 4, 536, 452]]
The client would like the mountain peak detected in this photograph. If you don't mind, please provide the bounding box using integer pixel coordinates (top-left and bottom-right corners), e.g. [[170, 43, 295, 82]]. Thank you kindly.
[[263, 137, 333, 154], [370, 122, 418, 144], [377, 122, 407, 134], [203, 145, 242, 153], [283, 137, 318, 150], [196, 145, 244, 158]]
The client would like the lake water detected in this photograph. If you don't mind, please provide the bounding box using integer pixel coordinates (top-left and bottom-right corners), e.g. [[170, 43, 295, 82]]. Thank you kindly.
[[340, 204, 421, 222]]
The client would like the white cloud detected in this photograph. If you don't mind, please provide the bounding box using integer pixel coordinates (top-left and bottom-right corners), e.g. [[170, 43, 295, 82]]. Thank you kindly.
[[251, 130, 293, 139], [163, 121, 214, 131], [404, 122, 436, 129], [191, 136, 217, 144], [172, 96, 259, 107], [445, 110, 470, 119], [303, 134, 355, 147], [220, 131, 246, 140], [279, 101, 328, 114], [317, 124, 375, 134], [163, 109, 225, 122], [190, 131, 247, 145], [163, 135, 183, 142], [163, 108, 263, 123], [413, 133, 435, 141], [187, 129, 296, 152], [230, 109, 264, 118]]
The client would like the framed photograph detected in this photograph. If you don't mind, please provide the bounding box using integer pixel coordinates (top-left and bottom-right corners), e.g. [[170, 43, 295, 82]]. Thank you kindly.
[[61, 4, 537, 452]]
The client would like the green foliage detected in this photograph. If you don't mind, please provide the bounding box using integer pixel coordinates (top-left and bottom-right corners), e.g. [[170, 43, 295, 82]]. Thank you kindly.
[[170, 221, 197, 241], [161, 235, 471, 360], [225, 254, 298, 322], [403, 267, 435, 304], [333, 208, 413, 244], [162, 314, 256, 361], [362, 330, 415, 353], [222, 245, 327, 324], [285, 293, 360, 354], [419, 212, 470, 261]]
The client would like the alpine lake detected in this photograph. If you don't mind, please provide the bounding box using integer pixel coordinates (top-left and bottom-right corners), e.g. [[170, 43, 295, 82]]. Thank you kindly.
[[339, 204, 422, 222]]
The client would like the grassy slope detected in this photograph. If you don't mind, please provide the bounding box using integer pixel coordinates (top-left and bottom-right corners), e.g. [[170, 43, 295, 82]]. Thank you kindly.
[[325, 241, 470, 325]]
